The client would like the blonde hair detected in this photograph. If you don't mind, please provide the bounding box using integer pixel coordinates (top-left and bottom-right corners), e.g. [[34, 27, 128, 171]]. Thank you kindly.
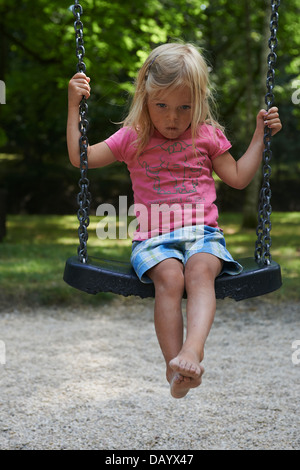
[[123, 42, 223, 155]]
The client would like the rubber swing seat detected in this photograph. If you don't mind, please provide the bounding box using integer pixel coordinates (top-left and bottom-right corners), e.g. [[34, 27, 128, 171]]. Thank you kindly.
[[63, 255, 282, 301]]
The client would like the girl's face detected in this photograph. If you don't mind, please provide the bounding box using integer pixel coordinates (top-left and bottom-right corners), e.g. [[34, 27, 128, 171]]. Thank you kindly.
[[147, 86, 192, 140]]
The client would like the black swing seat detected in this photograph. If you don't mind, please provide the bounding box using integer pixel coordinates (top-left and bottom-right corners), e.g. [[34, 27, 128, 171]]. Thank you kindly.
[[63, 255, 282, 301]]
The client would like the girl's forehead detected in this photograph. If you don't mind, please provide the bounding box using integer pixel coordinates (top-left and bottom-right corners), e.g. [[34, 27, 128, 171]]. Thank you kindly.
[[149, 85, 192, 102]]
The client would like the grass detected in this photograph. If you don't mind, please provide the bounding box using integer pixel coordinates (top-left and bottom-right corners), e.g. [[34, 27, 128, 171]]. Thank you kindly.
[[0, 212, 299, 309]]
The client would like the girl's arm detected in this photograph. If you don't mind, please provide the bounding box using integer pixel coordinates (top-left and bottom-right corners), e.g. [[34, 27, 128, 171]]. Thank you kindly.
[[67, 73, 116, 169], [213, 107, 282, 190]]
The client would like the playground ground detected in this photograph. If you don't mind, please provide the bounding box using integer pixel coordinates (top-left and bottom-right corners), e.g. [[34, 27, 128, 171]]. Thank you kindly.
[[0, 296, 299, 450]]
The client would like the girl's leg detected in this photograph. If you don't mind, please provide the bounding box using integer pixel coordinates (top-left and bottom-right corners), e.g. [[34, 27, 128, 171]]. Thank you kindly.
[[147, 257, 205, 398], [169, 253, 222, 382], [147, 258, 185, 377]]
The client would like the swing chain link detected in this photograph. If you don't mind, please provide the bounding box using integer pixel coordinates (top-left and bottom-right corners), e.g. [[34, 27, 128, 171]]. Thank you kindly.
[[72, 1, 91, 263], [255, 0, 280, 266]]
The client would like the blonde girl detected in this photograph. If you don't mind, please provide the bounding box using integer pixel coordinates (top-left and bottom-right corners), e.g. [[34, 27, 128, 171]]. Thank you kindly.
[[67, 43, 282, 398], [123, 42, 222, 156]]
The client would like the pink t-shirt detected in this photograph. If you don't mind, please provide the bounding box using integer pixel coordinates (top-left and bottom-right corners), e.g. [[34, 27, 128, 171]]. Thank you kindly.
[[105, 124, 232, 241]]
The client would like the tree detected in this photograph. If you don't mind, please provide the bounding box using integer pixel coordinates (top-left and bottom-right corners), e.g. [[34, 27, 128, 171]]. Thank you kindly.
[[0, 0, 299, 214], [241, 0, 269, 229]]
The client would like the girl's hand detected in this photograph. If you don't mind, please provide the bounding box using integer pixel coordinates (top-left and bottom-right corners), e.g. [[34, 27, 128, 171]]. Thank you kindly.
[[256, 106, 282, 136], [68, 72, 91, 108]]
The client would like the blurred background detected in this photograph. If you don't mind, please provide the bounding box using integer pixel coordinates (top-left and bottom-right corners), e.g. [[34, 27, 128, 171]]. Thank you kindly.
[[0, 0, 299, 307]]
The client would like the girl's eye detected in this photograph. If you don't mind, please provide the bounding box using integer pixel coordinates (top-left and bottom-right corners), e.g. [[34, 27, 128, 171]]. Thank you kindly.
[[181, 105, 191, 110], [156, 103, 166, 108]]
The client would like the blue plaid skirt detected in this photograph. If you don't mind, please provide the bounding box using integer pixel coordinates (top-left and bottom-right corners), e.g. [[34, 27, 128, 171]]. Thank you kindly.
[[131, 225, 243, 284]]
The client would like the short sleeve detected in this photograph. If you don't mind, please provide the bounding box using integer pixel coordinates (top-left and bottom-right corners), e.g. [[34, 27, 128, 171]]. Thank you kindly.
[[201, 125, 232, 160], [105, 127, 137, 162]]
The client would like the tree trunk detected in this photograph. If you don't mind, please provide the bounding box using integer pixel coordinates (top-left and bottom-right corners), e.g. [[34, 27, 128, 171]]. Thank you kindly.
[[0, 189, 7, 242], [242, 0, 270, 228], [0, 13, 7, 241]]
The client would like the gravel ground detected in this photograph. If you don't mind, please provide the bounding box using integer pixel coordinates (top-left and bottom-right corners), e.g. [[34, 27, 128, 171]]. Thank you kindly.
[[0, 296, 299, 450]]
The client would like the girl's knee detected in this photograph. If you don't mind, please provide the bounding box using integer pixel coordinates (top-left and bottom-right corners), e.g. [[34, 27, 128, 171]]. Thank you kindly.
[[148, 260, 184, 296], [185, 255, 222, 292], [186, 261, 212, 280], [164, 269, 184, 293]]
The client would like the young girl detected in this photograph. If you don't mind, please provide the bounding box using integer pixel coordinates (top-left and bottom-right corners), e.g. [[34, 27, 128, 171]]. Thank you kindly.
[[67, 43, 282, 399]]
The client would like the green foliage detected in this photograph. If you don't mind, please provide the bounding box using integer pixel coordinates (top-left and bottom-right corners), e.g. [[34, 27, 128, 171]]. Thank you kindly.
[[0, 0, 299, 213]]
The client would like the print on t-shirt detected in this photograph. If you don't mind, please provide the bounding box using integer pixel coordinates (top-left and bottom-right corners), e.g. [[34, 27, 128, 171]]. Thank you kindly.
[[138, 140, 206, 195]]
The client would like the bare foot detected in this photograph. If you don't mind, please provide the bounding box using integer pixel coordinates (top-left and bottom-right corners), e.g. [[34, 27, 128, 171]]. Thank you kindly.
[[169, 372, 203, 399], [169, 350, 203, 379]]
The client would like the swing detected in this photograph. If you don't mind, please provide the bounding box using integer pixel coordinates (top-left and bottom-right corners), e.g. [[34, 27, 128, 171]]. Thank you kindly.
[[63, 0, 282, 301]]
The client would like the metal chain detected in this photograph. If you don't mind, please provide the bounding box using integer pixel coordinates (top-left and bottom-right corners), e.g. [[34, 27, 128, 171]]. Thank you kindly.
[[255, 0, 280, 266], [72, 1, 91, 263]]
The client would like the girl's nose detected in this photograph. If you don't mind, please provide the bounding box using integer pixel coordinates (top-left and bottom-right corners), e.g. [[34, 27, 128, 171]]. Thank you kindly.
[[168, 109, 179, 121]]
